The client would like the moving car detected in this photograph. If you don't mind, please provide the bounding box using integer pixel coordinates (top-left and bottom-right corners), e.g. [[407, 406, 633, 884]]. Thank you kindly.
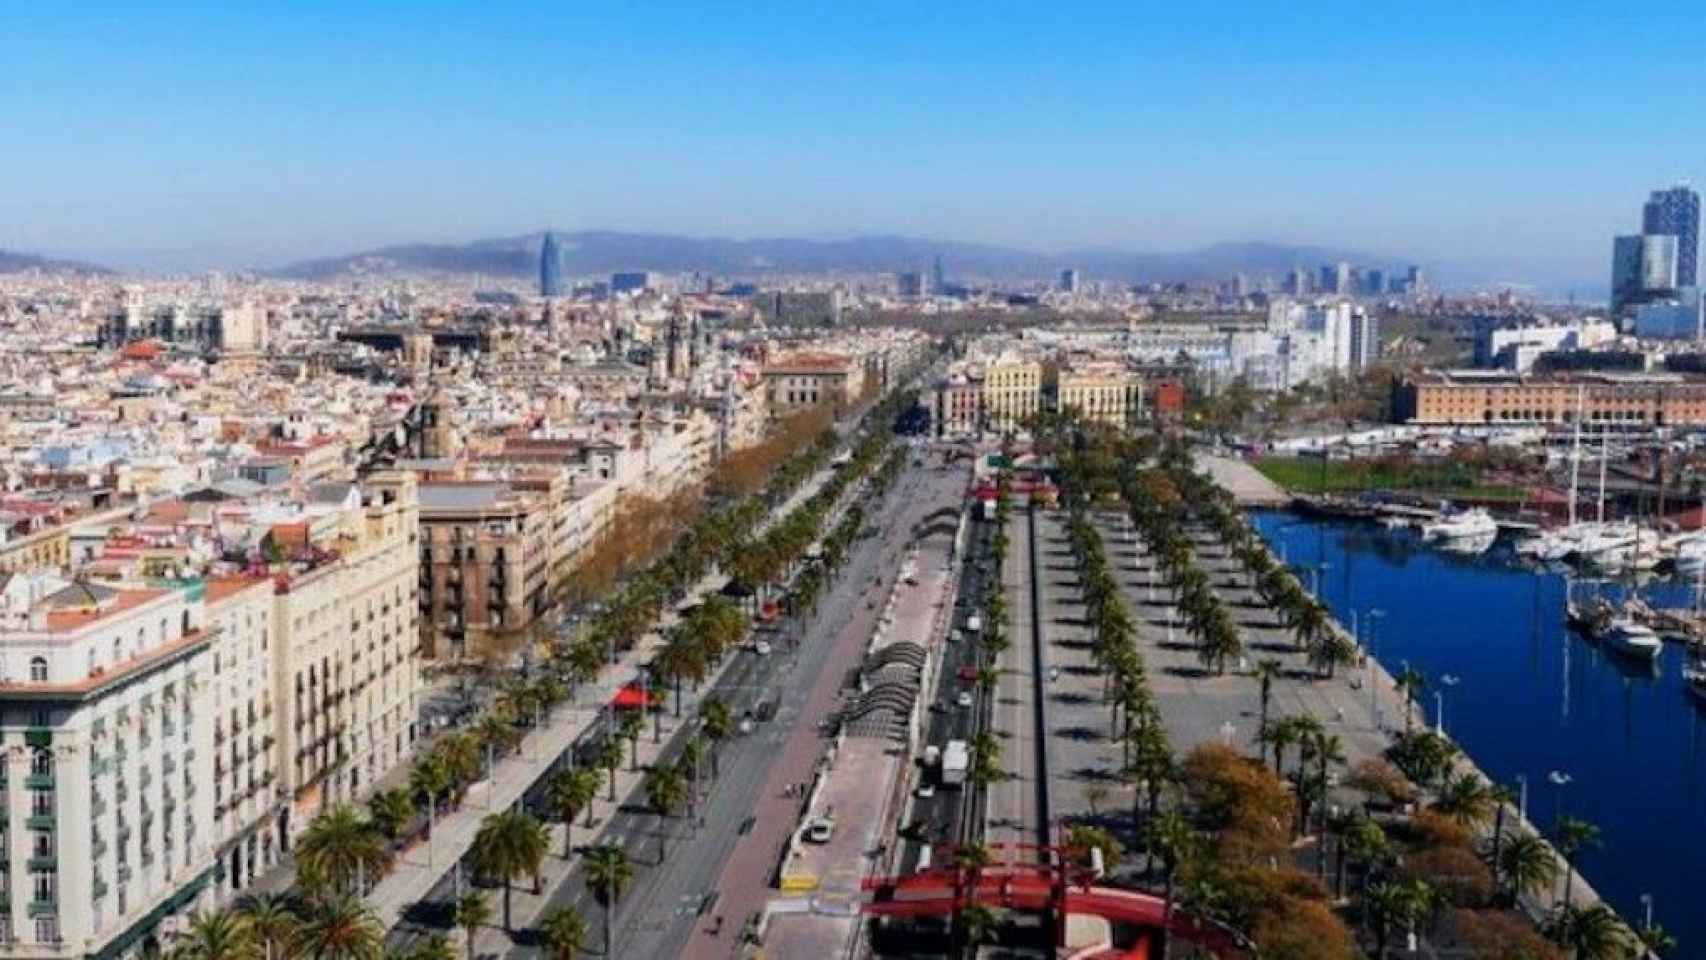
[[957, 690, 974, 709]]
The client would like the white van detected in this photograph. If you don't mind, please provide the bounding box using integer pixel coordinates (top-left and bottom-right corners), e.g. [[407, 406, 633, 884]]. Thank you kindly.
[[923, 745, 941, 767]]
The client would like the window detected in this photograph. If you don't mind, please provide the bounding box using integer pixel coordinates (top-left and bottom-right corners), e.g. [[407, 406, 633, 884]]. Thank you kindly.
[[30, 750, 51, 778], [29, 657, 46, 683], [34, 916, 58, 944]]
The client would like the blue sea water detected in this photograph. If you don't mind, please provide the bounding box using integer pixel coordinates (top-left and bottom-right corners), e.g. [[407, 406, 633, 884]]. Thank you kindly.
[[1253, 513, 1706, 956]]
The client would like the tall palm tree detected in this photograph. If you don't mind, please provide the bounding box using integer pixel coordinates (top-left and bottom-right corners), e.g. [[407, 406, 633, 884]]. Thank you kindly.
[[1146, 810, 1197, 960], [1431, 772, 1495, 829], [596, 737, 624, 802], [454, 892, 491, 960], [956, 904, 1001, 949], [1396, 667, 1426, 734], [403, 934, 458, 960], [699, 698, 733, 779], [1366, 880, 1427, 959], [294, 895, 384, 960], [617, 710, 645, 772], [235, 892, 300, 960], [546, 767, 604, 858], [296, 804, 385, 897], [368, 787, 415, 842], [1498, 833, 1561, 903], [410, 755, 452, 838], [644, 761, 689, 863], [1554, 815, 1601, 907], [472, 809, 550, 930], [1486, 783, 1518, 890], [1546, 904, 1632, 960], [172, 909, 259, 960], [1252, 658, 1284, 749], [583, 845, 634, 958], [537, 906, 591, 960]]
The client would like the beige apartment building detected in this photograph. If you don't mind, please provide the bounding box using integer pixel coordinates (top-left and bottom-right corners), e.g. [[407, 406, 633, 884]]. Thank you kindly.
[[981, 352, 1041, 433], [1057, 364, 1142, 427]]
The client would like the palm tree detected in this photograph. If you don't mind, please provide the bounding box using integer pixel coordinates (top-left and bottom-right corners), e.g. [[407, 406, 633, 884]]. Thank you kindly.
[[537, 906, 591, 960], [471, 810, 549, 931], [618, 710, 645, 771], [454, 892, 491, 960], [1396, 667, 1426, 734], [1546, 904, 1632, 960], [403, 934, 458, 960], [1638, 921, 1680, 957], [1554, 815, 1601, 907], [1486, 783, 1518, 890], [583, 845, 634, 958], [296, 804, 385, 897], [368, 787, 416, 842], [700, 697, 733, 778], [956, 904, 1001, 949], [1431, 771, 1496, 829], [173, 909, 259, 960], [1146, 810, 1197, 960], [1498, 833, 1561, 903], [1366, 879, 1428, 958], [644, 761, 689, 863], [410, 755, 452, 839], [235, 892, 300, 960], [294, 895, 385, 960], [1252, 657, 1284, 748], [588, 735, 621, 802], [546, 767, 604, 858]]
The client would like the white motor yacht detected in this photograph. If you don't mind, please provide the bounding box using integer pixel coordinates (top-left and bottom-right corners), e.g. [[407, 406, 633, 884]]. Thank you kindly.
[[1422, 508, 1498, 541], [1600, 618, 1663, 661], [1683, 660, 1706, 702]]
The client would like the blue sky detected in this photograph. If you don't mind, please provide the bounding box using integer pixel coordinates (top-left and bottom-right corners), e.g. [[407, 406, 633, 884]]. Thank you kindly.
[[2, 1, 1701, 283]]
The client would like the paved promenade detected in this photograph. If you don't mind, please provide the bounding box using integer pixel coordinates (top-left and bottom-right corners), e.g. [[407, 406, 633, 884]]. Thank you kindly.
[[1198, 455, 1288, 507]]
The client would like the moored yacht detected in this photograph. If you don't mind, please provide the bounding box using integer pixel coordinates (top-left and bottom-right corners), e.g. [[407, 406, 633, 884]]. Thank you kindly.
[[1600, 617, 1663, 661], [1422, 508, 1498, 541]]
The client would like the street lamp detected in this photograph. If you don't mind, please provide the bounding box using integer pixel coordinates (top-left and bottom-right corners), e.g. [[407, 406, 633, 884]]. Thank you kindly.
[[1516, 773, 1528, 822], [1362, 609, 1386, 730], [1547, 769, 1573, 827], [1435, 674, 1460, 737], [1640, 893, 1654, 933]]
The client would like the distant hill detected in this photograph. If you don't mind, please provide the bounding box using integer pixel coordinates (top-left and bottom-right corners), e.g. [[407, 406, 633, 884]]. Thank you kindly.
[[270, 231, 1410, 285], [0, 248, 109, 275]]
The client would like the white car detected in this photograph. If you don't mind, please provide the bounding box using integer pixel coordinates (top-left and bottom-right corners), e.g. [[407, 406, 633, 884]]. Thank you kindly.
[[957, 691, 974, 709], [753, 640, 772, 656], [915, 782, 936, 799], [803, 816, 836, 843]]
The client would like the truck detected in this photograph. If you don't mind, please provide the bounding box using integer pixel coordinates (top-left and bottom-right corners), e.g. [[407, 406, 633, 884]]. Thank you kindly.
[[941, 739, 970, 787]]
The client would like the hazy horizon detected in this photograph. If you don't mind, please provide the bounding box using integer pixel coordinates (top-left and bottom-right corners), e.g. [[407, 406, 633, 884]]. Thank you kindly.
[[5, 1, 1702, 289]]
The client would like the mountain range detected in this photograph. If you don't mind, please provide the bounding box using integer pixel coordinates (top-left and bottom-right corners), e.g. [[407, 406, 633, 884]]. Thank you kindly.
[[0, 248, 109, 276], [271, 231, 1407, 286]]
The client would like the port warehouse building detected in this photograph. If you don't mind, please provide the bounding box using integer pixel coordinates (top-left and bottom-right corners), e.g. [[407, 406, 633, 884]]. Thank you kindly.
[[1394, 369, 1706, 427]]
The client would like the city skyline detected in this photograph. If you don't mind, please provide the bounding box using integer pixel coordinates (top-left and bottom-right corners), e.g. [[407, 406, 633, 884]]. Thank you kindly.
[[3, 2, 1704, 289]]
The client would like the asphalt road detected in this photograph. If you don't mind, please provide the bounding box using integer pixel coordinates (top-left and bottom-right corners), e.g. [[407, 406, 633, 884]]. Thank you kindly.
[[450, 449, 964, 960], [898, 515, 994, 873]]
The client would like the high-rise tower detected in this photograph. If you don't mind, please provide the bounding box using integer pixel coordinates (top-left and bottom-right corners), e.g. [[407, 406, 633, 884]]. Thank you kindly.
[[540, 231, 563, 297], [1642, 184, 1700, 288]]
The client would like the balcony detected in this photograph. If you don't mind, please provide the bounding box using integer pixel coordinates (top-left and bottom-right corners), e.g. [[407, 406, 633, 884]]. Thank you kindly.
[[91, 837, 107, 858], [117, 865, 131, 884], [116, 783, 129, 803], [91, 796, 106, 816], [90, 756, 112, 777], [93, 878, 108, 899], [24, 774, 54, 790], [25, 815, 54, 831], [27, 855, 56, 872], [27, 899, 56, 918]]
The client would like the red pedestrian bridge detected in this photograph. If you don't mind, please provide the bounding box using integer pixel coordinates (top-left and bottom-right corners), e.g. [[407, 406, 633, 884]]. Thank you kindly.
[[860, 843, 1245, 959]]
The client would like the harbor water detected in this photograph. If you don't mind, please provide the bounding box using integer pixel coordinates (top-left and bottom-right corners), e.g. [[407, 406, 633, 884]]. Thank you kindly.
[[1253, 512, 1706, 955]]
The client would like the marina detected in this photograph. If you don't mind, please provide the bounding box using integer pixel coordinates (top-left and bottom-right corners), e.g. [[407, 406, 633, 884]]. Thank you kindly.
[[1256, 510, 1706, 956]]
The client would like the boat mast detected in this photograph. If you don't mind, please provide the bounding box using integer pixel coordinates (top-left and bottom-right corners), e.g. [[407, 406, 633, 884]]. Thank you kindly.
[[1596, 422, 1608, 526], [1569, 386, 1583, 527]]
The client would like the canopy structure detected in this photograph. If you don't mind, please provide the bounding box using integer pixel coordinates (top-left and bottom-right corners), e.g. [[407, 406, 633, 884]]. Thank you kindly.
[[611, 683, 652, 710]]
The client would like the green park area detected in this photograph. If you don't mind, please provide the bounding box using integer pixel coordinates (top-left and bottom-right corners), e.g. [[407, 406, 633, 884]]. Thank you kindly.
[[1254, 456, 1531, 501]]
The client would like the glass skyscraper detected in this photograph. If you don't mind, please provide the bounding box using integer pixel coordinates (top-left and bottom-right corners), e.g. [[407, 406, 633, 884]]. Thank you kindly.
[[1642, 185, 1700, 288], [539, 231, 563, 297]]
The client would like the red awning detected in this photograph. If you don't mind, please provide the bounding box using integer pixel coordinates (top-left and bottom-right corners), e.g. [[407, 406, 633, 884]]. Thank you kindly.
[[611, 684, 651, 710]]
